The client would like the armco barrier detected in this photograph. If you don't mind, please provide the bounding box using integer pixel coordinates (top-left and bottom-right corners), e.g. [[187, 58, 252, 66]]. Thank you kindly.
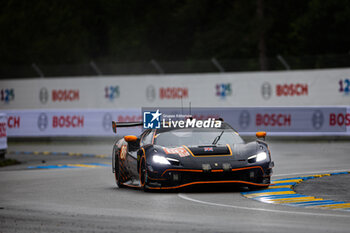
[[2, 107, 350, 137]]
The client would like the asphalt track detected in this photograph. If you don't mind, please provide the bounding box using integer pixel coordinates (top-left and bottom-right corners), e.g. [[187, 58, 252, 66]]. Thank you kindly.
[[1, 139, 350, 232]]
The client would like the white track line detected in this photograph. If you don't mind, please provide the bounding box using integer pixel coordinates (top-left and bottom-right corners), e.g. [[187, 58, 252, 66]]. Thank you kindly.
[[178, 194, 350, 218], [177, 170, 350, 218], [273, 169, 350, 177]]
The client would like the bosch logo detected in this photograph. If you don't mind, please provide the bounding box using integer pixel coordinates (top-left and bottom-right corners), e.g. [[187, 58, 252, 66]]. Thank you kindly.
[[0, 122, 6, 138], [146, 85, 156, 102], [256, 114, 291, 127], [239, 111, 250, 129], [329, 113, 350, 126], [39, 87, 49, 104], [276, 83, 308, 97], [52, 89, 79, 102], [261, 82, 272, 100], [312, 110, 324, 130], [159, 87, 188, 99], [52, 115, 84, 128], [117, 115, 142, 122], [103, 113, 113, 131], [7, 116, 20, 128], [37, 113, 48, 131]]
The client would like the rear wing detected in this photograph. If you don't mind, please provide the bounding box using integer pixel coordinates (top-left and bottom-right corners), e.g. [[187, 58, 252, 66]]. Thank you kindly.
[[112, 121, 143, 134]]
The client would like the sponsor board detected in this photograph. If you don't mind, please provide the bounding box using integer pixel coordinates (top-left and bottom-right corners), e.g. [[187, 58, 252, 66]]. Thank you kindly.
[[1, 68, 349, 110], [2, 107, 350, 137], [142, 107, 350, 136], [3, 109, 142, 137], [0, 113, 7, 150]]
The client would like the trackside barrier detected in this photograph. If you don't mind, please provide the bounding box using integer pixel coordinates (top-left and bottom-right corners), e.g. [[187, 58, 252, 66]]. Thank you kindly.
[[0, 113, 7, 158], [1, 68, 350, 110], [2, 107, 350, 137]]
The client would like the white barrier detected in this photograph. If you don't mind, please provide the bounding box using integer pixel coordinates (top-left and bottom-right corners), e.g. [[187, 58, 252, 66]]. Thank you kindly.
[[1, 68, 349, 137], [3, 109, 142, 137], [1, 68, 350, 110], [0, 113, 7, 153], [2, 107, 350, 137]]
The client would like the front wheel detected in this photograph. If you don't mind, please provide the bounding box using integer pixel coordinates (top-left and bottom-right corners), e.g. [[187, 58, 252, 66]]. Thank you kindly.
[[139, 157, 149, 191], [114, 151, 125, 188]]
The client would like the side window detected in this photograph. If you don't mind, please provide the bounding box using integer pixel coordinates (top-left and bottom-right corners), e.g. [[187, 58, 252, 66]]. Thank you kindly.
[[140, 130, 154, 146]]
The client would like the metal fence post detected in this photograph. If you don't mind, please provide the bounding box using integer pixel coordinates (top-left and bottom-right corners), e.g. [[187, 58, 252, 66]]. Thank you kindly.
[[150, 59, 165, 74], [277, 54, 291, 70], [211, 57, 225, 73], [90, 61, 103, 76], [32, 63, 45, 78]]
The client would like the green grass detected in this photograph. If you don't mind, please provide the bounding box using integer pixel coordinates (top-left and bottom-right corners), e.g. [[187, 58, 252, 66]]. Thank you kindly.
[[0, 159, 21, 167]]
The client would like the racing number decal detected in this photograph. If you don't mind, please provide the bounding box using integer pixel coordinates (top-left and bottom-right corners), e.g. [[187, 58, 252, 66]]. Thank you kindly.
[[120, 145, 127, 160], [163, 147, 190, 157]]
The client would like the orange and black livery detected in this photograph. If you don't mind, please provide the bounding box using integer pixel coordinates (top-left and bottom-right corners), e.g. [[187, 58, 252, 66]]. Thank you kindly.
[[112, 121, 274, 191]]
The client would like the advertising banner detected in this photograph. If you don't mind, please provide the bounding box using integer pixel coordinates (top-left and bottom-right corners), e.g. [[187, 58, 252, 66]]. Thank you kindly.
[[1, 68, 350, 110], [3, 109, 142, 137], [0, 113, 7, 151], [2, 107, 350, 137], [142, 107, 350, 136]]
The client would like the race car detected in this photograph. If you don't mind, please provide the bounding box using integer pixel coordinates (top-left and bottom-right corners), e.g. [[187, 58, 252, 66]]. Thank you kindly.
[[112, 121, 274, 191]]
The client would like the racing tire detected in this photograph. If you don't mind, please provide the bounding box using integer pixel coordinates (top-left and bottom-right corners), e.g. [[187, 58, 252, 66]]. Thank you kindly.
[[139, 157, 149, 192], [114, 152, 125, 188]]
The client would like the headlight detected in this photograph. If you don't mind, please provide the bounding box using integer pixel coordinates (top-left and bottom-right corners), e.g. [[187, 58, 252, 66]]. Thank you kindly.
[[248, 152, 267, 163], [152, 155, 171, 165]]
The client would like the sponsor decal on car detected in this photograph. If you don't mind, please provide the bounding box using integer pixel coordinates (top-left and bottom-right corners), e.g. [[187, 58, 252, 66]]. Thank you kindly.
[[163, 147, 190, 157], [120, 145, 127, 160], [204, 147, 213, 152]]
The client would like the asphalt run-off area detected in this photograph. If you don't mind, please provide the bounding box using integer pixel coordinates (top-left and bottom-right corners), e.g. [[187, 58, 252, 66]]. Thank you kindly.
[[1, 139, 350, 233]]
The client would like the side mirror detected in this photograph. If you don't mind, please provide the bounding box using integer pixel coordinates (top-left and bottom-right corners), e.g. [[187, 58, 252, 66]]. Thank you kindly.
[[256, 131, 266, 140], [124, 135, 138, 142]]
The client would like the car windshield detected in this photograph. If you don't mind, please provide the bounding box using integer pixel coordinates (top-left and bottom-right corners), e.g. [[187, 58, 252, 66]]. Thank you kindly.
[[153, 123, 244, 147]]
